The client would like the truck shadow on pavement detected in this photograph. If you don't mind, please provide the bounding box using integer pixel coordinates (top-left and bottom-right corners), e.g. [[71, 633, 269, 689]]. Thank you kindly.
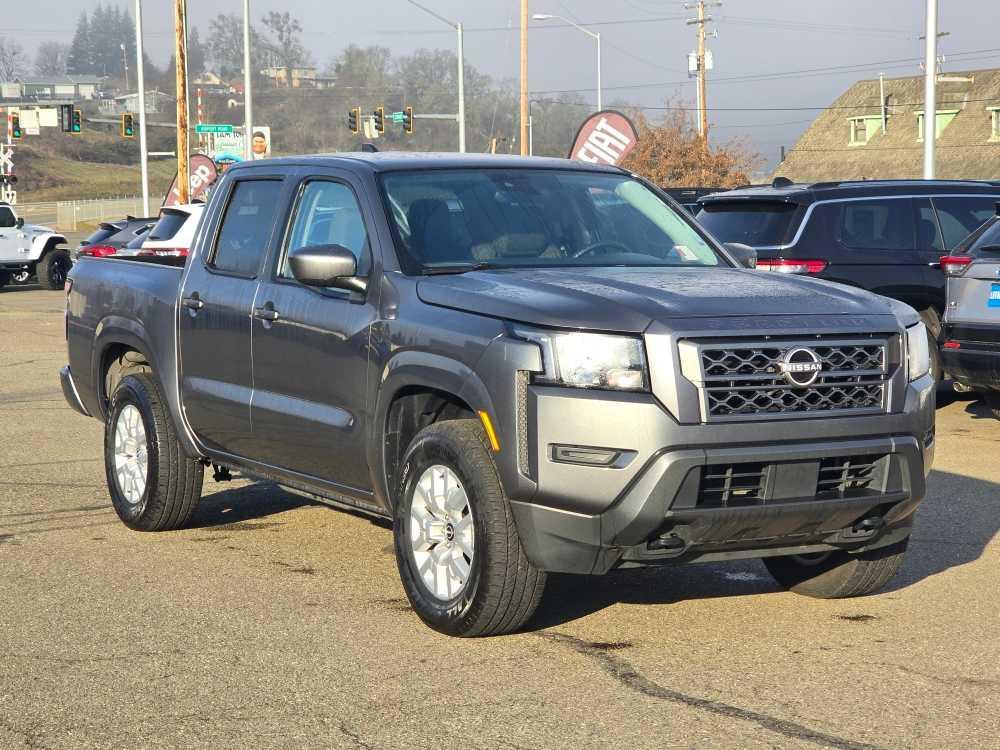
[[526, 468, 1000, 630], [186, 480, 315, 530]]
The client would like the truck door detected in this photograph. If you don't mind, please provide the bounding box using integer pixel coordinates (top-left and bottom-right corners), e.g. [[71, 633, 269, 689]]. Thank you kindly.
[[177, 176, 286, 455], [248, 171, 378, 490]]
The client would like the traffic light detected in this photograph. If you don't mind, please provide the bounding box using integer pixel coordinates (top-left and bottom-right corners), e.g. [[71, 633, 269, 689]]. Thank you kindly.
[[403, 106, 413, 134], [373, 106, 384, 135], [347, 106, 360, 134], [59, 104, 73, 132], [121, 113, 135, 138], [11, 114, 22, 139], [71, 109, 83, 134]]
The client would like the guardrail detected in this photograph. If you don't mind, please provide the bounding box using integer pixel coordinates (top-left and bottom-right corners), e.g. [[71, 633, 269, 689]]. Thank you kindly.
[[16, 197, 149, 232]]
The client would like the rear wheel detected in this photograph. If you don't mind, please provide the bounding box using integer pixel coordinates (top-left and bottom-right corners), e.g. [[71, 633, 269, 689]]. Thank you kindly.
[[104, 373, 203, 531], [985, 391, 1000, 420], [763, 538, 908, 598], [37, 249, 72, 290], [393, 419, 545, 637]]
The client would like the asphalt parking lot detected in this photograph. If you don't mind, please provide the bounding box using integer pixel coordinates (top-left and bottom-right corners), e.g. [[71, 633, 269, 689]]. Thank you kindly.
[[1, 286, 998, 750]]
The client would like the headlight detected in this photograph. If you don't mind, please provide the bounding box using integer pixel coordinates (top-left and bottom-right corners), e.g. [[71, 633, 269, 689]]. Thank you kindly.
[[511, 326, 648, 391], [906, 322, 930, 381]]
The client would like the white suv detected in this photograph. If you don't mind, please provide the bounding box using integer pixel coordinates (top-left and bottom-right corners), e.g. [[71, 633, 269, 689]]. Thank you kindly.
[[0, 203, 71, 290], [135, 204, 205, 258]]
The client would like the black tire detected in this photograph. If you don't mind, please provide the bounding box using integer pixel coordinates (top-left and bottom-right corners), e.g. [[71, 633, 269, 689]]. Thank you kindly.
[[985, 391, 1000, 421], [104, 373, 203, 531], [762, 538, 908, 598], [393, 419, 546, 637], [37, 248, 72, 290]]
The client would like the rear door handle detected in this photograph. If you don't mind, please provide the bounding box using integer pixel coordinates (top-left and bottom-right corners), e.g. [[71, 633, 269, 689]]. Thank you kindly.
[[253, 306, 280, 322], [181, 295, 204, 310]]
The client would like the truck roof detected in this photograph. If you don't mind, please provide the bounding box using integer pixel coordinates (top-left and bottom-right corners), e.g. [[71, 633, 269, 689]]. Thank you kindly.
[[699, 178, 1000, 206], [226, 152, 626, 175]]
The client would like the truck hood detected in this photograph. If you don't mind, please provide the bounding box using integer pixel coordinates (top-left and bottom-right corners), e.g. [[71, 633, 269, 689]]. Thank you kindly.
[[22, 222, 57, 236], [416, 267, 899, 333]]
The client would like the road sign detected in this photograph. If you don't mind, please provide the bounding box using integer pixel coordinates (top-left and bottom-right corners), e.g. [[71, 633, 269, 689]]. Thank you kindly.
[[195, 123, 234, 135]]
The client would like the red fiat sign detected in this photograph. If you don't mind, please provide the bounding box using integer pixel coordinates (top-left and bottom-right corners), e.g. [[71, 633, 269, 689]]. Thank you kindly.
[[568, 110, 639, 166]]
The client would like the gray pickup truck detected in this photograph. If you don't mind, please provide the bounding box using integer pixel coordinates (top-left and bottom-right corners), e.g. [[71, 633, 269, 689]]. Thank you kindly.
[[61, 153, 935, 636]]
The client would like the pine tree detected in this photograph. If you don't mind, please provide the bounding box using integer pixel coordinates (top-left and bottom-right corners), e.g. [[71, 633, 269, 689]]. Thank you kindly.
[[66, 11, 93, 74]]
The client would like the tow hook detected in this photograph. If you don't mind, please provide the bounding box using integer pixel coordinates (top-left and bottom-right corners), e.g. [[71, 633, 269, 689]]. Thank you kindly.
[[647, 533, 687, 556], [848, 515, 885, 538]]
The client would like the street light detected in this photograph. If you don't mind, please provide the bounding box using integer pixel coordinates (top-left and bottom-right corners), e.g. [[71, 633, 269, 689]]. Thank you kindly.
[[405, 0, 466, 153], [532, 13, 601, 112]]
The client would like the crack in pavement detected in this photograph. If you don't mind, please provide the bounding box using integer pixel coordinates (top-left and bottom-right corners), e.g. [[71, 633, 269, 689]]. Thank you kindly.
[[338, 721, 378, 750], [538, 632, 887, 750], [0, 715, 51, 750]]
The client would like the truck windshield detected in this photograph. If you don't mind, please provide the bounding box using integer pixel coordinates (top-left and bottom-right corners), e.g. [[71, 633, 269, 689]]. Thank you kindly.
[[380, 169, 723, 273], [696, 201, 800, 247]]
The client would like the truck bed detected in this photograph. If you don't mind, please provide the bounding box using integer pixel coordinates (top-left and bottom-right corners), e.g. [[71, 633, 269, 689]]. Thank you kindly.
[[66, 256, 186, 421]]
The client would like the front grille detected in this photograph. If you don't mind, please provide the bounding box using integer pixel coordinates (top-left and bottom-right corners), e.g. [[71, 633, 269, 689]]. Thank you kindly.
[[685, 337, 891, 422], [816, 455, 883, 499]]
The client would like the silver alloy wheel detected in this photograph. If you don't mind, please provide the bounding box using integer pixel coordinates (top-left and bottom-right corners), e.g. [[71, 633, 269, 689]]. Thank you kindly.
[[409, 464, 475, 601], [113, 404, 148, 505]]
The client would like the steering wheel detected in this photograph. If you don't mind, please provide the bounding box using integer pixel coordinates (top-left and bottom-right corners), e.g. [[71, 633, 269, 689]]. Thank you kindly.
[[571, 240, 632, 259]]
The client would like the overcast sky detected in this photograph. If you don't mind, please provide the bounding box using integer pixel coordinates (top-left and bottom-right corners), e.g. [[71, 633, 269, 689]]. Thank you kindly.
[[11, 0, 1000, 169]]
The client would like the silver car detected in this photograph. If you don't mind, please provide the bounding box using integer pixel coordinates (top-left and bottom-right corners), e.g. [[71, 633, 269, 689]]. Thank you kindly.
[[941, 209, 1000, 418]]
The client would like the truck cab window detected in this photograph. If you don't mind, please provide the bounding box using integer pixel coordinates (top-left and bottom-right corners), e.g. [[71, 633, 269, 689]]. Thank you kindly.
[[0, 207, 15, 228], [211, 180, 283, 276], [280, 181, 371, 280]]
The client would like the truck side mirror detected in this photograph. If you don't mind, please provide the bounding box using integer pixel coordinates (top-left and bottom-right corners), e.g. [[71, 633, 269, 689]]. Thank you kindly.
[[724, 242, 757, 269], [15, 217, 24, 229], [288, 244, 367, 293]]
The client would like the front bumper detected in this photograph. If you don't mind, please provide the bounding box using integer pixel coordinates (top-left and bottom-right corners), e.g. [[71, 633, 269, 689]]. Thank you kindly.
[[60, 365, 92, 417], [508, 374, 935, 575]]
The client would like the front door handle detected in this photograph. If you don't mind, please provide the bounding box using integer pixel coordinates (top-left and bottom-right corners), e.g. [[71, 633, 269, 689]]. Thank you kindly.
[[181, 295, 204, 310], [253, 306, 280, 322]]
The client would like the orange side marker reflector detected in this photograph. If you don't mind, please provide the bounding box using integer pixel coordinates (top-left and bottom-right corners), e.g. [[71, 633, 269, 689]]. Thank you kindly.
[[478, 410, 501, 453]]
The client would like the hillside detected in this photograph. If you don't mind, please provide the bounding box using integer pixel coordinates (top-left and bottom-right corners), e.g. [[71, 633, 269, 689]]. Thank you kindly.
[[11, 126, 177, 204]]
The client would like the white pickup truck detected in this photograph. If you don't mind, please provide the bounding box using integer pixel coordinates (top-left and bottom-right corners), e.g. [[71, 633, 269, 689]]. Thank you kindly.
[[0, 202, 71, 290]]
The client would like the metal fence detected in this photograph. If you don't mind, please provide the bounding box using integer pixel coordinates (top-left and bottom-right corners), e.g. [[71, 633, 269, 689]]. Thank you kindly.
[[15, 197, 147, 232]]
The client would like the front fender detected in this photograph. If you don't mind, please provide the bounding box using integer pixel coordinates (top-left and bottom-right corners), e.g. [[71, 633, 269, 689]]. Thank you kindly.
[[31, 233, 67, 259], [370, 350, 498, 509]]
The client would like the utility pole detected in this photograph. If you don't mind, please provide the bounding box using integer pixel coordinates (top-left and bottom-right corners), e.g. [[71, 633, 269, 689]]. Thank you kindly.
[[879, 73, 887, 135], [922, 0, 937, 179], [686, 0, 719, 151], [243, 0, 253, 161], [173, 0, 189, 203], [519, 0, 529, 155], [135, 0, 149, 216]]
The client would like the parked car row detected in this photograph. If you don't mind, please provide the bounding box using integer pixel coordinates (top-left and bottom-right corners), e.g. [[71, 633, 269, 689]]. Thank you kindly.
[[695, 178, 1000, 386], [77, 204, 205, 259]]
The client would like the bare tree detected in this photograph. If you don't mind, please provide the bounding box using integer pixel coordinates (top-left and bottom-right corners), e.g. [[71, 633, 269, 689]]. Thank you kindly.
[[35, 41, 70, 77], [0, 37, 27, 81]]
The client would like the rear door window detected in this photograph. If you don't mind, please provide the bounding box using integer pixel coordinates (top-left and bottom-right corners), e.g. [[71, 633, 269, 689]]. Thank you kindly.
[[969, 220, 1000, 257], [836, 199, 914, 250], [211, 180, 283, 277], [932, 196, 998, 249], [696, 202, 800, 246], [913, 198, 944, 252], [148, 211, 189, 242]]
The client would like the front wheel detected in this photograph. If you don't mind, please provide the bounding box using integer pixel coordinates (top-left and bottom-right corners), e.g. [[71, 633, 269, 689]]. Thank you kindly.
[[37, 249, 72, 290], [393, 419, 546, 637], [105, 373, 203, 531], [762, 538, 908, 598]]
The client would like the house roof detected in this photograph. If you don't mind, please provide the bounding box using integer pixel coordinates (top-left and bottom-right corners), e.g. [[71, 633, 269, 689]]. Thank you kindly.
[[11, 75, 104, 86], [772, 68, 1000, 182]]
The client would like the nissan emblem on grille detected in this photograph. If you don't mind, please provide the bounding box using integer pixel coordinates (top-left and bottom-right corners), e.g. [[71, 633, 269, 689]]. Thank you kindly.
[[779, 348, 823, 387]]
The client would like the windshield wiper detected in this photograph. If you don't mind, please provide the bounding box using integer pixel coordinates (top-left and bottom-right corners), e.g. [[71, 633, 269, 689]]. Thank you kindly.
[[420, 261, 504, 275]]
